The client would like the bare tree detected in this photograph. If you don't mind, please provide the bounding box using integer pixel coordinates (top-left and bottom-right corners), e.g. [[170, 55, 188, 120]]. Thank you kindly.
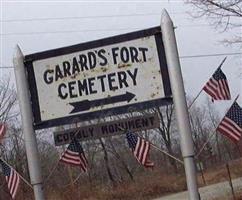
[[107, 138, 134, 181], [99, 138, 116, 186], [0, 78, 18, 123], [153, 104, 179, 172], [186, 0, 242, 46], [189, 102, 214, 168]]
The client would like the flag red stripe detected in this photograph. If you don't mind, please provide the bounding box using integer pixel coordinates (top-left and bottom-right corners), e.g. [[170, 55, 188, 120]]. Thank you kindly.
[[60, 148, 88, 171], [12, 174, 19, 199], [219, 80, 226, 99], [79, 154, 88, 167], [9, 170, 16, 194], [219, 125, 241, 139], [136, 139, 148, 165], [221, 79, 230, 98], [60, 150, 81, 165], [217, 83, 223, 99], [222, 80, 230, 99], [218, 80, 230, 99], [218, 125, 241, 140], [208, 78, 218, 89], [138, 140, 146, 164], [222, 118, 242, 135], [79, 154, 88, 172], [203, 79, 217, 92], [217, 127, 240, 142], [5, 169, 19, 199], [61, 157, 81, 165], [12, 175, 19, 199], [10, 172, 19, 198], [217, 117, 242, 142], [134, 138, 142, 161], [203, 79, 218, 99], [62, 156, 81, 163], [136, 140, 145, 164], [144, 160, 154, 167], [133, 137, 154, 168], [142, 141, 149, 165], [217, 81, 224, 99], [63, 151, 80, 159], [208, 78, 222, 100], [203, 76, 230, 101], [0, 124, 6, 142]]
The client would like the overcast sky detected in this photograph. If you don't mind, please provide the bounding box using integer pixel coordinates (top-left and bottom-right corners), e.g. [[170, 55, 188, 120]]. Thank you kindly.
[[1, 0, 242, 119]]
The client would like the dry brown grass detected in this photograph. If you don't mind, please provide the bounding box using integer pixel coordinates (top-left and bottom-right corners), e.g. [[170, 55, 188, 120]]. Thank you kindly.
[[46, 170, 187, 200], [35, 158, 242, 200], [197, 158, 242, 186]]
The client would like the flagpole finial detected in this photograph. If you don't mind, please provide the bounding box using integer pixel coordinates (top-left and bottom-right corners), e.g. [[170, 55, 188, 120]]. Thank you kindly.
[[235, 94, 240, 102], [218, 56, 227, 70]]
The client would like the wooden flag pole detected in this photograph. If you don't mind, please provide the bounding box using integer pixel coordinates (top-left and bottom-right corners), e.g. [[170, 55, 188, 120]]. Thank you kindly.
[[0, 158, 33, 189], [195, 130, 217, 158], [188, 89, 203, 110], [188, 56, 227, 110], [5, 132, 60, 188], [61, 173, 82, 188], [150, 143, 184, 165], [58, 125, 75, 190], [43, 126, 85, 185], [196, 94, 240, 158], [118, 126, 183, 165], [43, 161, 59, 186], [62, 144, 75, 190], [226, 163, 236, 200]]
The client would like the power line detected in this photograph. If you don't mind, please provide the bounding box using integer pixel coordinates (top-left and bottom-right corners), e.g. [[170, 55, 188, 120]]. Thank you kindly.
[[0, 66, 13, 69], [1, 52, 241, 69], [179, 52, 242, 59], [1, 12, 186, 23], [1, 28, 138, 36], [0, 24, 212, 36]]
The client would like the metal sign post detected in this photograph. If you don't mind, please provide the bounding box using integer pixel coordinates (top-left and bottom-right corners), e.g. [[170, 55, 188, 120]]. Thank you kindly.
[[160, 10, 200, 200], [13, 45, 45, 200]]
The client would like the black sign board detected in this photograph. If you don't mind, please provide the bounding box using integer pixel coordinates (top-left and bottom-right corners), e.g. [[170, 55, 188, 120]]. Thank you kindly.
[[54, 113, 160, 146]]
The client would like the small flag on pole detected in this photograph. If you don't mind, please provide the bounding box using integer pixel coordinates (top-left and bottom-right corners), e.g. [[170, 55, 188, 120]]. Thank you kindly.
[[217, 102, 242, 142], [126, 132, 154, 168], [60, 139, 88, 172], [0, 124, 6, 143], [203, 68, 231, 101], [0, 160, 20, 200]]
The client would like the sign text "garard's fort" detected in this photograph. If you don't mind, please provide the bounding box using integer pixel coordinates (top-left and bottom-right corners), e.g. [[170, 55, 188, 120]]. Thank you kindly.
[[43, 47, 148, 100]]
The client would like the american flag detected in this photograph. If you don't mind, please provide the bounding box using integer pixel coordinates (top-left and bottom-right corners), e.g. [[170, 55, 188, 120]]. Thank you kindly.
[[0, 124, 6, 143], [203, 68, 231, 101], [126, 132, 154, 168], [60, 139, 88, 172], [0, 160, 20, 199], [217, 102, 242, 143]]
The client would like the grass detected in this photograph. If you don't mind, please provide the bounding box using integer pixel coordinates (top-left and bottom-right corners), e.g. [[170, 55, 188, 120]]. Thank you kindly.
[[46, 170, 187, 200], [19, 158, 242, 200], [197, 158, 242, 186]]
